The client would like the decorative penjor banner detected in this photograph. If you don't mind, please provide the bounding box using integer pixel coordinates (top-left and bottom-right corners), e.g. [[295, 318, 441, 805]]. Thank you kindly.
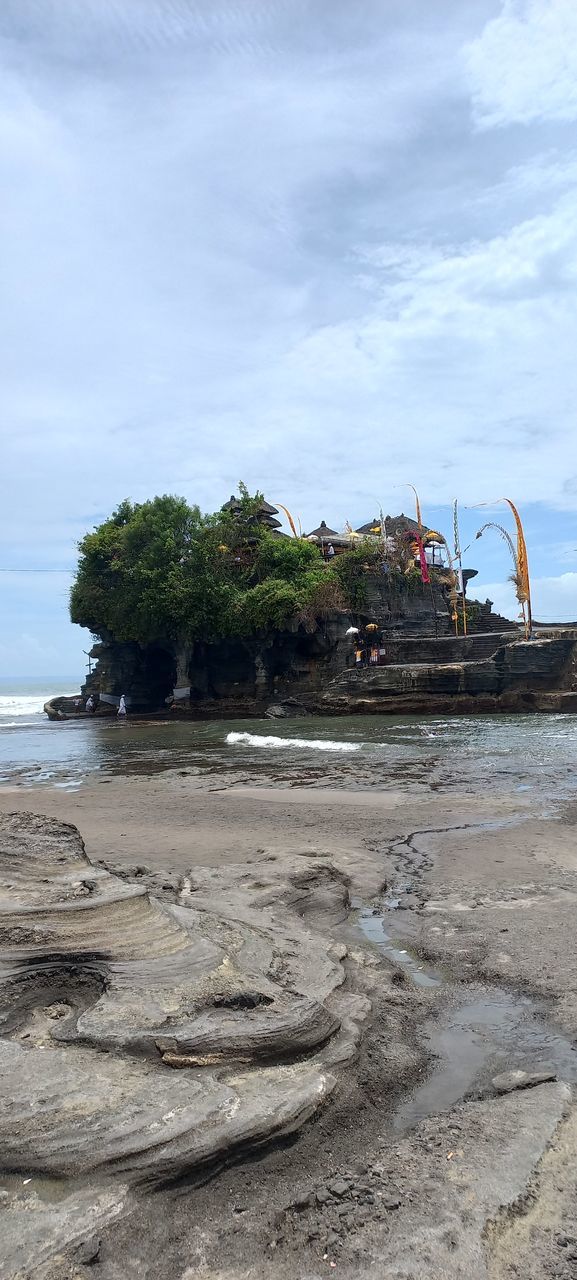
[[415, 536, 430, 584]]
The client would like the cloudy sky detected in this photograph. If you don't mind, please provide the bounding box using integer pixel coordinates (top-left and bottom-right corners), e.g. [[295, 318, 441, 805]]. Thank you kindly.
[[1, 0, 577, 677]]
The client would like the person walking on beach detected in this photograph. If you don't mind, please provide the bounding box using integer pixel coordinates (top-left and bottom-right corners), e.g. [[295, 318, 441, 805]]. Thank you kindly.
[[85, 694, 95, 713], [117, 694, 127, 718]]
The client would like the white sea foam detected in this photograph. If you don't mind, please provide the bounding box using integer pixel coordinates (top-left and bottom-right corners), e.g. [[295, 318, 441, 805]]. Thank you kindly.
[[0, 721, 41, 730], [0, 692, 77, 720], [226, 731, 361, 753], [0, 695, 48, 717]]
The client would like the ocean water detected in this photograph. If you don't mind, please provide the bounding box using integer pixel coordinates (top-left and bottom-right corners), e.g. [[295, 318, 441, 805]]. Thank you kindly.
[[1, 677, 577, 800], [0, 678, 81, 725]]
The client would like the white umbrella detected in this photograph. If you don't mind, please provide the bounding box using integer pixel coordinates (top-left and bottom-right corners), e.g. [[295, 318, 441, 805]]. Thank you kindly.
[[345, 626, 360, 635]]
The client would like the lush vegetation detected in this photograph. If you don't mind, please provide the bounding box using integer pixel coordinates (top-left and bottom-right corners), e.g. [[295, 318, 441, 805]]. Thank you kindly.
[[70, 488, 350, 645], [71, 487, 437, 647]]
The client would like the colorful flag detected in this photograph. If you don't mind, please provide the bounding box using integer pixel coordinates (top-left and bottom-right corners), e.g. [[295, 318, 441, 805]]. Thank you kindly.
[[416, 536, 430, 584]]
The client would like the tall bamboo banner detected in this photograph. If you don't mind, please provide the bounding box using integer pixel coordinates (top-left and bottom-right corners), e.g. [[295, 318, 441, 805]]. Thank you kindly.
[[402, 485, 459, 636], [474, 500, 532, 639], [452, 499, 467, 636], [398, 484, 464, 636], [501, 498, 532, 637], [403, 482, 422, 530], [405, 485, 437, 634], [276, 503, 299, 538], [475, 522, 518, 570]]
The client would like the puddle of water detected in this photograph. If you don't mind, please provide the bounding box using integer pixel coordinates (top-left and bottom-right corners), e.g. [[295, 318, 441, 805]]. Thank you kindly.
[[354, 903, 442, 989], [394, 986, 577, 1133], [0, 1172, 74, 1203], [352, 899, 577, 1134]]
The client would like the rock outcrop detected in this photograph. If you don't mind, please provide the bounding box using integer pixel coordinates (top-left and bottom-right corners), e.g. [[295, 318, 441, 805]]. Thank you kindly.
[[0, 813, 371, 1273], [321, 635, 577, 714], [47, 608, 577, 721]]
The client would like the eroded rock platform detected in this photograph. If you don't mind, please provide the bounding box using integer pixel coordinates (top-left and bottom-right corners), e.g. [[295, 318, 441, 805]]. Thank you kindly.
[[0, 812, 371, 1274]]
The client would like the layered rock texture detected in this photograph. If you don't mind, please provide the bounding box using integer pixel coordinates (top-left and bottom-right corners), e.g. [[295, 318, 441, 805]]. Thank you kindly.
[[50, 628, 577, 721], [322, 634, 577, 714], [0, 813, 369, 1274]]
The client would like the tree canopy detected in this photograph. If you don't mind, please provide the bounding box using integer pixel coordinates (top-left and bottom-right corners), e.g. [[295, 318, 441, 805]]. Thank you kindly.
[[70, 488, 348, 646]]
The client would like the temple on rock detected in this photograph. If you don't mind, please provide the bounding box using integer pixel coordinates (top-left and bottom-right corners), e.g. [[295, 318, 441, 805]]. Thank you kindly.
[[52, 488, 577, 724]]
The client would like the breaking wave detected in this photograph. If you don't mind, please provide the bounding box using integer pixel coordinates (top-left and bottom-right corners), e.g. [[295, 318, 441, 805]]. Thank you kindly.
[[0, 695, 48, 717], [0, 721, 41, 730], [226, 731, 362, 753]]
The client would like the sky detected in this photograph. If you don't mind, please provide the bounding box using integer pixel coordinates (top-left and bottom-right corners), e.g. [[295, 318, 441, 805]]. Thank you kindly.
[[1, 0, 577, 677]]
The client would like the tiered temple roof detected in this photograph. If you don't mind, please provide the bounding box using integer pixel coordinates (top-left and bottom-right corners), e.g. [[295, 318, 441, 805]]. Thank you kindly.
[[356, 513, 434, 539], [222, 495, 282, 530]]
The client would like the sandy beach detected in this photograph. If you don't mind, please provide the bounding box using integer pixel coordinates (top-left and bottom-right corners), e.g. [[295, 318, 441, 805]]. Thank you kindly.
[[0, 766, 536, 883]]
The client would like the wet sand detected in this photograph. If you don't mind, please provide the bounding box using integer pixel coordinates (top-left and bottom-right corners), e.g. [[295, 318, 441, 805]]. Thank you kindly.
[[3, 768, 577, 1026], [0, 769, 534, 881], [2, 769, 576, 1000]]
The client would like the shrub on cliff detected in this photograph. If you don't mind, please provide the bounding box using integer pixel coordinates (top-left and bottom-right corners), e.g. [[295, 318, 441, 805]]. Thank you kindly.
[[332, 541, 381, 609], [70, 495, 239, 644], [252, 534, 322, 583], [234, 579, 301, 632], [70, 492, 344, 645]]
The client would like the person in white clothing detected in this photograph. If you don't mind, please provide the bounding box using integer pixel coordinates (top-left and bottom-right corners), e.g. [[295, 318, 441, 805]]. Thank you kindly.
[[117, 694, 127, 718]]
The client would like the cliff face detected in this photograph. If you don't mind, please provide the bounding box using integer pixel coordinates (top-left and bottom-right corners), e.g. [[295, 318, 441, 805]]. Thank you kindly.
[[77, 598, 577, 720], [322, 635, 577, 716], [80, 572, 454, 714], [84, 617, 351, 716]]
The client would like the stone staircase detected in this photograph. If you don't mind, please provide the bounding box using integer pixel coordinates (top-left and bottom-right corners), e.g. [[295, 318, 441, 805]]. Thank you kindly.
[[469, 611, 519, 634], [374, 632, 520, 666]]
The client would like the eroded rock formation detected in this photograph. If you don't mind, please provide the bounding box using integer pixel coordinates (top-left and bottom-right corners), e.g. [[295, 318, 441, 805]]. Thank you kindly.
[[0, 813, 370, 1274], [0, 814, 371, 1182], [47, 622, 577, 722]]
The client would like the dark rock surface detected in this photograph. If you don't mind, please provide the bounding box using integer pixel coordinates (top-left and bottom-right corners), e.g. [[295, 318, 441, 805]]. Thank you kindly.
[[51, 620, 577, 720], [321, 635, 576, 714]]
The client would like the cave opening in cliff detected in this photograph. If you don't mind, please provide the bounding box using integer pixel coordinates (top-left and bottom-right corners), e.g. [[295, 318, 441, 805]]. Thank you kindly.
[[142, 646, 175, 710]]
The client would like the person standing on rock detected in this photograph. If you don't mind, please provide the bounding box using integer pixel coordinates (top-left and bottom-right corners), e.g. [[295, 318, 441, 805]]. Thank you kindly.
[[117, 694, 127, 718]]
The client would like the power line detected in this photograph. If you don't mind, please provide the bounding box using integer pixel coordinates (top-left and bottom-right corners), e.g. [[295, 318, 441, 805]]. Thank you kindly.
[[0, 568, 74, 573]]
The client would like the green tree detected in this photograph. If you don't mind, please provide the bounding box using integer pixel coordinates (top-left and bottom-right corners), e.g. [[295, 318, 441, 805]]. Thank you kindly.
[[70, 495, 238, 643], [332, 541, 381, 610], [71, 489, 355, 646], [252, 532, 322, 583]]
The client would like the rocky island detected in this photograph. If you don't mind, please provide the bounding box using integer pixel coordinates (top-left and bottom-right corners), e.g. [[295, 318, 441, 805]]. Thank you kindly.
[[47, 488, 577, 720]]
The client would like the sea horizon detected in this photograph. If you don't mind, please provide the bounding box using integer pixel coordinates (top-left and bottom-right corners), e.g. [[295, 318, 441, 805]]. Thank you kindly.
[[0, 676, 83, 725]]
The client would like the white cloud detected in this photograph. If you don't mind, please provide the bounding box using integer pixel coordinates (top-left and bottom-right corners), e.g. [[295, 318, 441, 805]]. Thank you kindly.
[[1, 1, 577, 669], [474, 572, 577, 621], [465, 0, 577, 128], [284, 188, 577, 510], [473, 150, 577, 207]]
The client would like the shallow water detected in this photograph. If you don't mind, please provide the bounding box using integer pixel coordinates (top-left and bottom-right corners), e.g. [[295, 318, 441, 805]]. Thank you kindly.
[[393, 987, 577, 1133], [0, 1172, 74, 1203], [354, 900, 577, 1132], [355, 902, 442, 988], [2, 702, 577, 801]]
